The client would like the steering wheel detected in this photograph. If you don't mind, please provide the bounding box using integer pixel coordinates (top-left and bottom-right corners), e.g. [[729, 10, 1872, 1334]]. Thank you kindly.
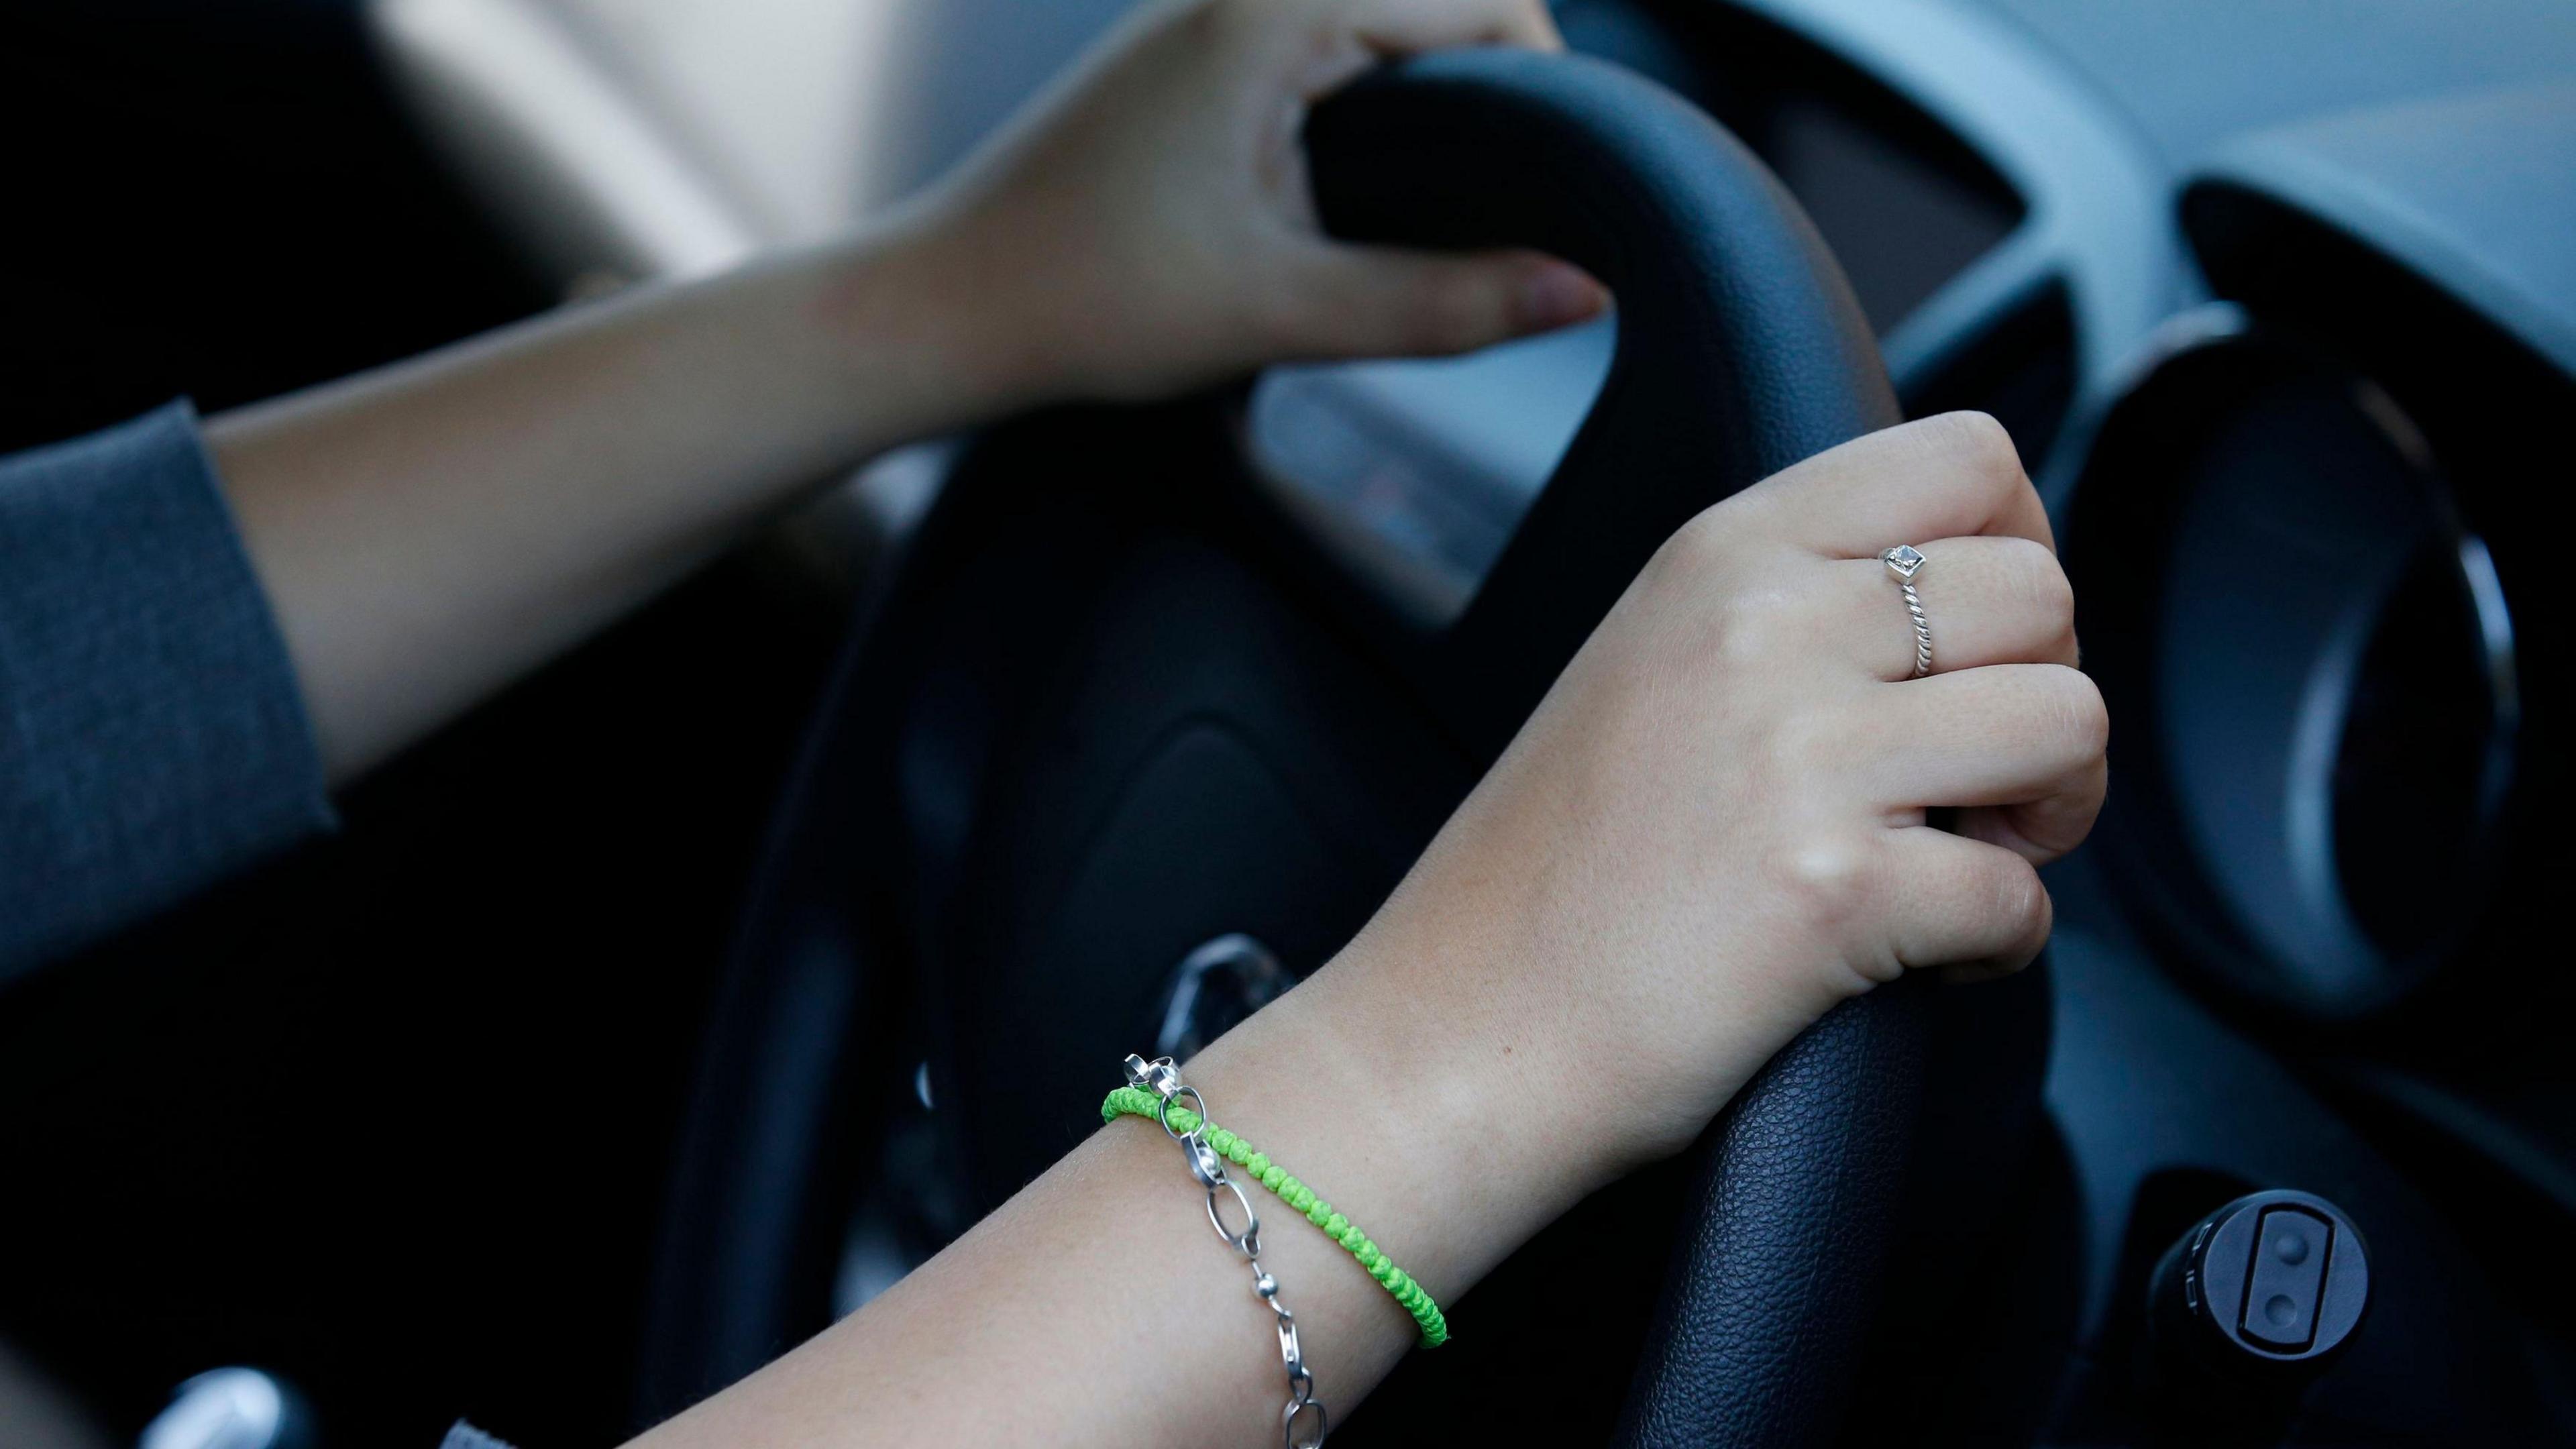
[[1303, 48, 1920, 1445], [641, 47, 2041, 1448]]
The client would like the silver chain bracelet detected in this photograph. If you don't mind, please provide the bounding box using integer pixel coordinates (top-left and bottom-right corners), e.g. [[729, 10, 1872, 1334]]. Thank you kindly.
[[1123, 1053, 1328, 1448]]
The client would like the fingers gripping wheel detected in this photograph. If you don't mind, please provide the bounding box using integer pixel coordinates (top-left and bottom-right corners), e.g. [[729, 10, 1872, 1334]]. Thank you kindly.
[[1306, 52, 1930, 1449]]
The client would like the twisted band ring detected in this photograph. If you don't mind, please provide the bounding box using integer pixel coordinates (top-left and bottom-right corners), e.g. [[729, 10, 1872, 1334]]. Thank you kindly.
[[1881, 545, 1932, 677]]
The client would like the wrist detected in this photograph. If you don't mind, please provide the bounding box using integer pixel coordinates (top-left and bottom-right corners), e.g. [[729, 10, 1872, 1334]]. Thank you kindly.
[[1310, 920, 1642, 1197], [793, 199, 1070, 439], [1178, 924, 1631, 1307], [1274, 841, 1845, 1191]]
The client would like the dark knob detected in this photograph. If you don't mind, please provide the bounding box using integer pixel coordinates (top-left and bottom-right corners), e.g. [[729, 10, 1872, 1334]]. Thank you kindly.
[[2151, 1189, 2371, 1401]]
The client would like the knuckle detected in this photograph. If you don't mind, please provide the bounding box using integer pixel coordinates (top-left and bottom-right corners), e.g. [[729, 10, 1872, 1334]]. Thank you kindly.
[[2037, 557, 2078, 629], [1707, 574, 1811, 668], [1998, 535, 2075, 623], [1927, 409, 2025, 485], [2037, 666, 2110, 759], [1771, 831, 1880, 934], [1992, 857, 2052, 938]]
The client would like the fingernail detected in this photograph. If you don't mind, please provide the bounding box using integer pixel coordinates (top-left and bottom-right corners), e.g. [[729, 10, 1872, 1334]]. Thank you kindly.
[[1517, 264, 1607, 331]]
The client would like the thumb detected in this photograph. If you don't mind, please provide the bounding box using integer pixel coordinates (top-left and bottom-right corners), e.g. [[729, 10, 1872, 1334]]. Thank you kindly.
[[1279, 241, 1607, 360]]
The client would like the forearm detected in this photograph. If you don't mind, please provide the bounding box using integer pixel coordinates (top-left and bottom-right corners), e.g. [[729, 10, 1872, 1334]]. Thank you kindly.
[[626, 918, 1627, 1448], [205, 211, 1020, 780]]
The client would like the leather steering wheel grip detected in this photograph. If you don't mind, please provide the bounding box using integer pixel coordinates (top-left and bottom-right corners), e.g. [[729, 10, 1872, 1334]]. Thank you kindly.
[[1305, 51, 1929, 1449]]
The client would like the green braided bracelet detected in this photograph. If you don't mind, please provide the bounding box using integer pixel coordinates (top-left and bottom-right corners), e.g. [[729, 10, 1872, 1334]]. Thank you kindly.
[[1102, 1083, 1448, 1348]]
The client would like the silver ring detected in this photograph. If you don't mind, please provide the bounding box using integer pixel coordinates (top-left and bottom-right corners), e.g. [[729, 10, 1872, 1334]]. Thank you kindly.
[[1881, 545, 1933, 677]]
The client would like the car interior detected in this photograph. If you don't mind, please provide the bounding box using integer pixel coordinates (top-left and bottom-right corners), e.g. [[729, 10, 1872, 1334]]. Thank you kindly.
[[4, 1, 2573, 1445]]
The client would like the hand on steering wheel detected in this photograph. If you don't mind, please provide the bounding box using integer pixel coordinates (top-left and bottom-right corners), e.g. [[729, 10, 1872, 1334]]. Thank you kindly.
[[898, 0, 1605, 405], [1330, 411, 2100, 1180]]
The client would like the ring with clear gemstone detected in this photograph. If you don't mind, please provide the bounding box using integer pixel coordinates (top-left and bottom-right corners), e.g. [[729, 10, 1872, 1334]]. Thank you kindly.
[[1880, 545, 1933, 676]]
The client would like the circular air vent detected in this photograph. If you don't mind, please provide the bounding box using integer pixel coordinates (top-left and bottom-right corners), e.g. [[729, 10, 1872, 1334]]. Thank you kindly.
[[2064, 319, 2520, 1020]]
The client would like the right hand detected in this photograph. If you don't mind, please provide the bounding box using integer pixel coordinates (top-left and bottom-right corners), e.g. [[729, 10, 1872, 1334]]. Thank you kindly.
[[1340, 411, 2105, 1178], [892, 0, 1607, 409]]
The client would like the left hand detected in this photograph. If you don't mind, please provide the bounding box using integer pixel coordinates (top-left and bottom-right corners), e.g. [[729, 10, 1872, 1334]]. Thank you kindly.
[[904, 0, 1610, 405]]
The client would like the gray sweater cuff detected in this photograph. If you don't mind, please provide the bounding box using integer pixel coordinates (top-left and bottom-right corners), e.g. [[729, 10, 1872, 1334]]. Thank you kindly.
[[1, 401, 335, 979]]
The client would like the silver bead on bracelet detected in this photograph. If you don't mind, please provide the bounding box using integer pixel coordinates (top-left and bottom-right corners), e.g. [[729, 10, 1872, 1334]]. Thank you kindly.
[[1124, 1053, 1328, 1448]]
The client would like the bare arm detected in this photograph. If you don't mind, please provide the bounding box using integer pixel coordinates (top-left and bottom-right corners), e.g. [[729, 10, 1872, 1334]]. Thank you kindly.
[[209, 0, 1603, 779], [207, 227, 1000, 779]]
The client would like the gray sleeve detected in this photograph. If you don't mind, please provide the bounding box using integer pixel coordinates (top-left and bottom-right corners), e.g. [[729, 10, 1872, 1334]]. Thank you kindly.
[[1, 400, 335, 980], [439, 1423, 517, 1449]]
